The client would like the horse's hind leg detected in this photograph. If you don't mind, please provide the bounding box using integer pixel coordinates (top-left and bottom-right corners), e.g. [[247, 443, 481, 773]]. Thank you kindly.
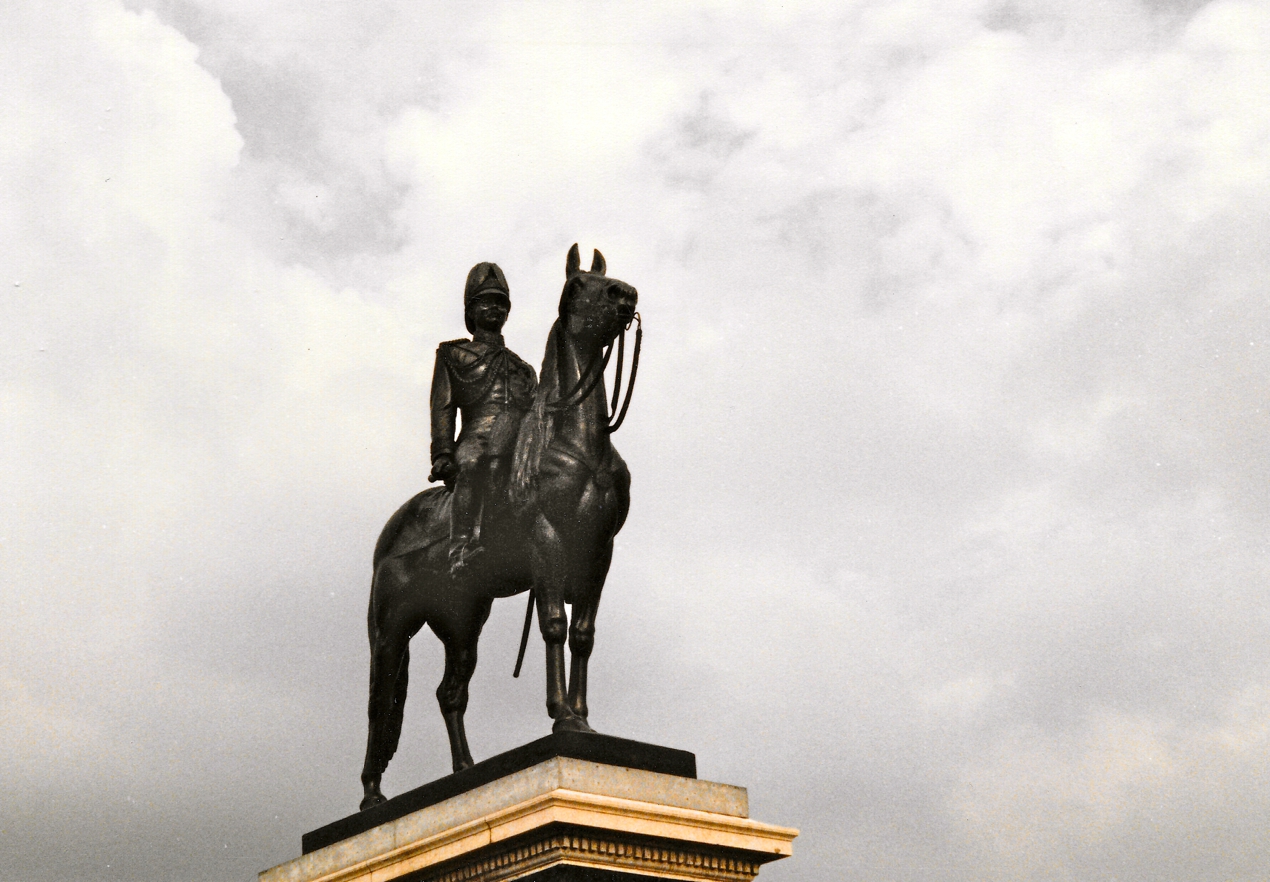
[[436, 637, 478, 772], [431, 592, 491, 773]]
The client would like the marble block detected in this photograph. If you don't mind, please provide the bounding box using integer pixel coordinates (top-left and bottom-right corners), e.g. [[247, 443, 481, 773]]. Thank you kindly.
[[304, 733, 699, 854]]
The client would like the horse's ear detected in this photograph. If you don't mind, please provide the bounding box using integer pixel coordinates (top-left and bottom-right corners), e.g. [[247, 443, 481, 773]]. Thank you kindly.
[[590, 249, 606, 276], [566, 243, 581, 278]]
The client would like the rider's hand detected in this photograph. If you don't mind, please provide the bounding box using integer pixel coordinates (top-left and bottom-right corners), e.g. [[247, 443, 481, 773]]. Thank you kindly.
[[429, 455, 458, 485]]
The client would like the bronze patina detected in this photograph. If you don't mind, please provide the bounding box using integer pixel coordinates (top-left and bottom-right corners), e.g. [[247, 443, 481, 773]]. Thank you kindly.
[[360, 245, 639, 810], [428, 262, 538, 575]]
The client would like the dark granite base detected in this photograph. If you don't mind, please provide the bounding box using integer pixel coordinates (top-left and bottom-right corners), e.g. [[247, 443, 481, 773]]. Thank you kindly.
[[303, 732, 696, 854]]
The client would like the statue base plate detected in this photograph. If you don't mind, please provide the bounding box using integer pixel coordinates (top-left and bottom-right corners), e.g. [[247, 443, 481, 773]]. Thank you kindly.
[[264, 734, 795, 882]]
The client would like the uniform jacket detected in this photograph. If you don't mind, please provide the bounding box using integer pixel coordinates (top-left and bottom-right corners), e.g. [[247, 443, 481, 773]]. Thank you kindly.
[[430, 333, 537, 463]]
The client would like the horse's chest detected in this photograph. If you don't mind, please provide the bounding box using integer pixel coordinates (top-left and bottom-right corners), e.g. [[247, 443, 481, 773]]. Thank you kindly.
[[537, 445, 629, 535], [591, 464, 615, 490]]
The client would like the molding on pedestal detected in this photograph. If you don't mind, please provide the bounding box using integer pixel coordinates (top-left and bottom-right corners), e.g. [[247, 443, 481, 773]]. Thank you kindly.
[[424, 827, 768, 882], [262, 778, 796, 882]]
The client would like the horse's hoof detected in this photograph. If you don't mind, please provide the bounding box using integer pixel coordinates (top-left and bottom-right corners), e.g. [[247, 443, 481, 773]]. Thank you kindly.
[[359, 792, 386, 811], [552, 714, 596, 734]]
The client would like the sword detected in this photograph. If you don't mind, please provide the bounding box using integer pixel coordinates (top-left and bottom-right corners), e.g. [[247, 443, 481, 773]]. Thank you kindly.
[[513, 587, 534, 678]]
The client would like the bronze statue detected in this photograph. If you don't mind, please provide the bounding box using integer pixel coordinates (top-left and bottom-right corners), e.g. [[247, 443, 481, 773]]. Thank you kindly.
[[360, 245, 640, 810], [428, 262, 538, 575]]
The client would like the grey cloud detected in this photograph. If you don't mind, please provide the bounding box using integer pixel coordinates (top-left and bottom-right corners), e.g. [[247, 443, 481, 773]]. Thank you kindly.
[[4, 2, 1270, 881]]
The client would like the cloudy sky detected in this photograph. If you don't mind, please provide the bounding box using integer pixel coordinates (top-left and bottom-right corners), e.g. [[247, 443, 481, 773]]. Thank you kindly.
[[2, 0, 1268, 879]]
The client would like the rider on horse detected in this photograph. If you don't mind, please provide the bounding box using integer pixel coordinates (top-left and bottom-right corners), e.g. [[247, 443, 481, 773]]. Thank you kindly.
[[428, 262, 538, 575]]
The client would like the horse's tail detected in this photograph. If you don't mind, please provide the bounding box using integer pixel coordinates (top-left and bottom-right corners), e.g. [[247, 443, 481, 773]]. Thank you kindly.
[[379, 644, 409, 768], [510, 324, 561, 504]]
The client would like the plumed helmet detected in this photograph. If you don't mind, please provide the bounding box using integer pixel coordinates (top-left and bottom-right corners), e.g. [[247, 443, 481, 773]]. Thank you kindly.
[[463, 262, 510, 333]]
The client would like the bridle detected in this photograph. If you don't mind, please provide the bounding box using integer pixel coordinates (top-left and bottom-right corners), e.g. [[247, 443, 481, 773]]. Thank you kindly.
[[546, 310, 642, 434]]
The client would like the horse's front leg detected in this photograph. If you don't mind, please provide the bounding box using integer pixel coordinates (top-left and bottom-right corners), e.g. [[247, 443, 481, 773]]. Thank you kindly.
[[568, 539, 612, 724], [531, 514, 586, 731]]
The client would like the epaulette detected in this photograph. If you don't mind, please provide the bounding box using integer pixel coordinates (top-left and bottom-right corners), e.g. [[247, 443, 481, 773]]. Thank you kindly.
[[438, 338, 472, 361]]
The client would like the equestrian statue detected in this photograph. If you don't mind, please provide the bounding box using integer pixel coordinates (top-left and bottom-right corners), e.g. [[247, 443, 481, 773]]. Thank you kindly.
[[359, 245, 640, 810]]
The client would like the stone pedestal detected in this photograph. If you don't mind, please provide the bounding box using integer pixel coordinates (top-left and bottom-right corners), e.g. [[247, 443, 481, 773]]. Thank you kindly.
[[262, 733, 796, 882]]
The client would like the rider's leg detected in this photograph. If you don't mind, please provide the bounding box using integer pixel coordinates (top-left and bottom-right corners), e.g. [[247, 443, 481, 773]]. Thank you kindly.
[[449, 443, 488, 572], [449, 470, 476, 548], [481, 410, 517, 522], [485, 455, 508, 518]]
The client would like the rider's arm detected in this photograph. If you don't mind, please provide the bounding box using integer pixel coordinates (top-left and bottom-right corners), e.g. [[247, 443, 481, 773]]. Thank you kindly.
[[429, 345, 458, 469]]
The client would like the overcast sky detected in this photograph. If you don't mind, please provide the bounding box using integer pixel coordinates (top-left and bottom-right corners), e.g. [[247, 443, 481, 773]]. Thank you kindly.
[[2, 1, 1268, 880]]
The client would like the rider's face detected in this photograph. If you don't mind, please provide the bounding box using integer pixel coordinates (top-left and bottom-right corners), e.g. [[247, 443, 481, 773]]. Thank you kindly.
[[471, 293, 509, 332]]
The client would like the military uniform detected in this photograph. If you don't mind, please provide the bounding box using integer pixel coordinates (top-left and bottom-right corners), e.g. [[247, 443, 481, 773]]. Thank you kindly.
[[430, 262, 537, 571], [430, 332, 537, 473]]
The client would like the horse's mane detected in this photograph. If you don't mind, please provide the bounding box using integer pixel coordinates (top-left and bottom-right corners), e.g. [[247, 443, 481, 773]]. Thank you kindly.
[[510, 320, 563, 504]]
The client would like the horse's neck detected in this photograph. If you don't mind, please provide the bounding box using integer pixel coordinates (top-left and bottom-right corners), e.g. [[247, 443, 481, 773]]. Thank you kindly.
[[548, 321, 610, 454]]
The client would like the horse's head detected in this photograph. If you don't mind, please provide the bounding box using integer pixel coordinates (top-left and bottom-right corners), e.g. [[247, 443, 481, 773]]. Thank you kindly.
[[558, 244, 637, 350], [511, 244, 639, 502]]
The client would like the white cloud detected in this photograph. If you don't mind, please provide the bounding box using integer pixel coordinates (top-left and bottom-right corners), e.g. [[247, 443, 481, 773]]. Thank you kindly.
[[2, 0, 1269, 880]]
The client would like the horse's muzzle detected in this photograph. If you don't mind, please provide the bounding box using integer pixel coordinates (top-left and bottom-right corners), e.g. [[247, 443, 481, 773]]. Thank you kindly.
[[607, 281, 637, 314]]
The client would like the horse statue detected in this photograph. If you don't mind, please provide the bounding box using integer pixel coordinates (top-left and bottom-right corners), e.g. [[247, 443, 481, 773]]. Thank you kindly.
[[359, 245, 640, 810]]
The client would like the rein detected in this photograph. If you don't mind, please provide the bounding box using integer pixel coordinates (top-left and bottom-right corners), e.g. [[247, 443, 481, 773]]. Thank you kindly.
[[606, 312, 641, 433], [545, 312, 642, 434], [546, 326, 612, 412]]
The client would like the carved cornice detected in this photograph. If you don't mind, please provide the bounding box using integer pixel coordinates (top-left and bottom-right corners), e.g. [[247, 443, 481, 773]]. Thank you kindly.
[[264, 788, 795, 882], [422, 827, 762, 882]]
